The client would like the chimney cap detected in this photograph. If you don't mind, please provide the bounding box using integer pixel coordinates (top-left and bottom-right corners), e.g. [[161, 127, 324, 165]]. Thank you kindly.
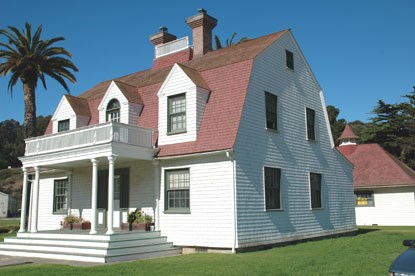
[[198, 8, 207, 14], [159, 26, 168, 32]]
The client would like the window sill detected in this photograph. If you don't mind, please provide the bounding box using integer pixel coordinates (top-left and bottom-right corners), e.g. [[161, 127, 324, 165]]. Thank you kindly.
[[286, 67, 294, 72], [53, 210, 67, 215], [164, 210, 191, 214], [355, 205, 375, 208], [265, 128, 279, 133], [311, 207, 323, 210], [265, 208, 283, 212], [167, 130, 187, 136]]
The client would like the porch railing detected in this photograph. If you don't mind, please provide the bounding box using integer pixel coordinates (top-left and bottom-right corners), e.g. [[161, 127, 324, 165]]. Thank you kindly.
[[25, 122, 154, 156]]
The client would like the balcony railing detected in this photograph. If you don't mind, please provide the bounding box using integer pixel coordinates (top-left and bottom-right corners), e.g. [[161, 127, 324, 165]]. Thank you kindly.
[[25, 122, 154, 156], [155, 36, 189, 58]]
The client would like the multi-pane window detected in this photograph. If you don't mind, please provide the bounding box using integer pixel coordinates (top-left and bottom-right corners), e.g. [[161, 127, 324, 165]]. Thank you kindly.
[[53, 179, 68, 213], [306, 108, 316, 140], [265, 92, 278, 130], [114, 176, 121, 200], [264, 167, 281, 210], [168, 94, 186, 133], [165, 169, 190, 211], [355, 191, 374, 206], [106, 99, 120, 122], [286, 50, 294, 70], [310, 173, 322, 209], [58, 119, 70, 132]]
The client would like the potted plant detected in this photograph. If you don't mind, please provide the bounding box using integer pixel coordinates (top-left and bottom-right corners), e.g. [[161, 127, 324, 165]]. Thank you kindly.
[[121, 209, 153, 231]]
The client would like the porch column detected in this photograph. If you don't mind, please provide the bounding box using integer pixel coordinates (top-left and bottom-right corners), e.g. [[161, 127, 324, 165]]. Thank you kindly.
[[31, 166, 40, 233], [106, 155, 116, 235], [90, 158, 99, 234], [18, 167, 29, 233], [153, 160, 160, 231]]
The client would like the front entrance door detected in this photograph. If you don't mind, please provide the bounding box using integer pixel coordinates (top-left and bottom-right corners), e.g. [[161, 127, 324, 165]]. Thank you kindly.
[[98, 168, 129, 228]]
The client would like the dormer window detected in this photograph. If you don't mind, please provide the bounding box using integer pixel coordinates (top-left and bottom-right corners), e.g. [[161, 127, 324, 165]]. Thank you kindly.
[[57, 119, 70, 132], [106, 99, 120, 122], [168, 94, 186, 133]]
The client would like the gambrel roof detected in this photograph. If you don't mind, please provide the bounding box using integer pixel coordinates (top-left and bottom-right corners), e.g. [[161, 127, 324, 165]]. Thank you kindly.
[[45, 30, 290, 157]]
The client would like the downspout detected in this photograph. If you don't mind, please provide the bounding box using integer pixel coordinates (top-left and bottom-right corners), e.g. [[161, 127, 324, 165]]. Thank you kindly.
[[226, 150, 238, 253]]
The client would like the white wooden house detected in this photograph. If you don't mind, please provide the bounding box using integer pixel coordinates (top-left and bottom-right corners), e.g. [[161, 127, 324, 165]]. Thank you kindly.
[[0, 9, 356, 262], [338, 125, 415, 226]]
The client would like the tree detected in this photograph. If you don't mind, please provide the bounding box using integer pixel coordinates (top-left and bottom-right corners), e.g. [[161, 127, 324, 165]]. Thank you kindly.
[[0, 22, 78, 138], [326, 105, 346, 143], [214, 32, 248, 50], [367, 87, 415, 169]]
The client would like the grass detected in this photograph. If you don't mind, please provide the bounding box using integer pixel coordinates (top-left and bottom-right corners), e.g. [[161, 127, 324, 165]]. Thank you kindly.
[[0, 226, 413, 275], [0, 218, 19, 242]]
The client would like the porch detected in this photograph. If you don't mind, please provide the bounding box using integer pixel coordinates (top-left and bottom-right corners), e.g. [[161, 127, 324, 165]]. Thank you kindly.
[[0, 229, 181, 263], [18, 122, 160, 236]]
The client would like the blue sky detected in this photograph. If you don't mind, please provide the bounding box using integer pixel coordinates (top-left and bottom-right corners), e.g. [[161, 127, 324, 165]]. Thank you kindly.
[[1, 0, 414, 123]]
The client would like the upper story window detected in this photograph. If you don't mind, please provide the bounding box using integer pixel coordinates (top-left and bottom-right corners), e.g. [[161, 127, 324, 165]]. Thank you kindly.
[[168, 94, 186, 134], [310, 172, 322, 209], [106, 99, 120, 122], [286, 50, 294, 70], [306, 108, 316, 141], [265, 92, 278, 131], [58, 119, 70, 132]]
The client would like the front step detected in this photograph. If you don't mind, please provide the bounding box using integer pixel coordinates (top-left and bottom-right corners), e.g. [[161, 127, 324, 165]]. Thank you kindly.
[[0, 230, 181, 263]]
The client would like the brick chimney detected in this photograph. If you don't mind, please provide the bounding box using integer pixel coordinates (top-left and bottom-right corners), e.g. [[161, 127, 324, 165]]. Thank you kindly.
[[150, 26, 177, 46], [186, 8, 217, 57]]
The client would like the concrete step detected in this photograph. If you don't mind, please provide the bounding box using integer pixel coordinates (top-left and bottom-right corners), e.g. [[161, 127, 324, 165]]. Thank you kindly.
[[0, 230, 182, 263]]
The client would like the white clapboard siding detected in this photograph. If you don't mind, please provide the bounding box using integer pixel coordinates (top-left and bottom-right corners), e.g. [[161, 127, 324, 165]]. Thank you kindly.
[[51, 96, 76, 133], [234, 31, 355, 248], [356, 186, 415, 226], [158, 154, 235, 248], [158, 64, 208, 145]]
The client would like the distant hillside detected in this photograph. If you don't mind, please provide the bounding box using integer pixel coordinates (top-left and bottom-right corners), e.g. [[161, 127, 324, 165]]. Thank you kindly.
[[0, 168, 22, 204]]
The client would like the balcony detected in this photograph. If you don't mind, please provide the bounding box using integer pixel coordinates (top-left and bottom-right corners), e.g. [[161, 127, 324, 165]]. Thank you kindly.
[[21, 122, 156, 167], [155, 37, 189, 58]]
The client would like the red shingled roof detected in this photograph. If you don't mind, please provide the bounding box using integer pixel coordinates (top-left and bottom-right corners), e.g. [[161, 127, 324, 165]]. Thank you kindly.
[[50, 30, 289, 157], [338, 143, 415, 188], [338, 124, 359, 140]]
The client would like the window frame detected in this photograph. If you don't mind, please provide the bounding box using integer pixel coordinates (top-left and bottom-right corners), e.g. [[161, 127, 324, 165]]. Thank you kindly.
[[53, 178, 68, 214], [310, 172, 322, 209], [164, 168, 190, 213], [286, 50, 294, 70], [106, 99, 121, 122], [355, 191, 375, 207], [306, 107, 316, 141], [264, 167, 282, 211], [57, 119, 70, 132], [265, 92, 278, 131], [167, 93, 187, 134]]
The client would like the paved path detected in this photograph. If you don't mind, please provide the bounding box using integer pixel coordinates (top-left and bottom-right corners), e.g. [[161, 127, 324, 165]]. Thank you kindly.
[[0, 254, 101, 267]]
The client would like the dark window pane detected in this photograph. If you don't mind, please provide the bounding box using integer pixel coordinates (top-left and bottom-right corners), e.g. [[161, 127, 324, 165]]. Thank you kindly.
[[58, 119, 70, 132], [310, 173, 322, 208], [265, 92, 278, 130], [306, 108, 316, 140], [286, 50, 294, 70], [264, 167, 281, 210], [168, 94, 186, 133]]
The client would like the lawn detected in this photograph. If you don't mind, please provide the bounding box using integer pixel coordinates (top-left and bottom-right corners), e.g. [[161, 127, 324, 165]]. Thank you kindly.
[[0, 219, 19, 242], [0, 226, 413, 275]]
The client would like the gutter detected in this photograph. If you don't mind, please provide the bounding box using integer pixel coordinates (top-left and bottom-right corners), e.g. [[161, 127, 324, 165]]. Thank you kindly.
[[156, 149, 232, 160]]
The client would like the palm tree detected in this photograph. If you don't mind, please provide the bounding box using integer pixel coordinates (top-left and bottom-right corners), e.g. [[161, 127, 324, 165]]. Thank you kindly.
[[0, 22, 78, 138], [214, 32, 249, 50]]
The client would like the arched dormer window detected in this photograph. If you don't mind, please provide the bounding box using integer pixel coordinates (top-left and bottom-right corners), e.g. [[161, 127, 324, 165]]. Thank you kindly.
[[106, 99, 120, 122]]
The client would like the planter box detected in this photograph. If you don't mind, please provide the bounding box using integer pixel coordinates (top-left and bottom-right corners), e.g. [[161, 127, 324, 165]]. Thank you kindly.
[[121, 223, 153, 231]]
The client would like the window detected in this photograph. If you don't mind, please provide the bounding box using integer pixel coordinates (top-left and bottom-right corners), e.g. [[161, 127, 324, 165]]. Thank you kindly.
[[264, 167, 281, 210], [168, 94, 186, 133], [53, 179, 68, 213], [306, 108, 316, 140], [286, 50, 294, 70], [58, 119, 70, 132], [106, 99, 120, 122], [165, 169, 190, 212], [114, 176, 121, 200], [310, 173, 322, 209], [355, 191, 374, 206], [265, 92, 278, 130]]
